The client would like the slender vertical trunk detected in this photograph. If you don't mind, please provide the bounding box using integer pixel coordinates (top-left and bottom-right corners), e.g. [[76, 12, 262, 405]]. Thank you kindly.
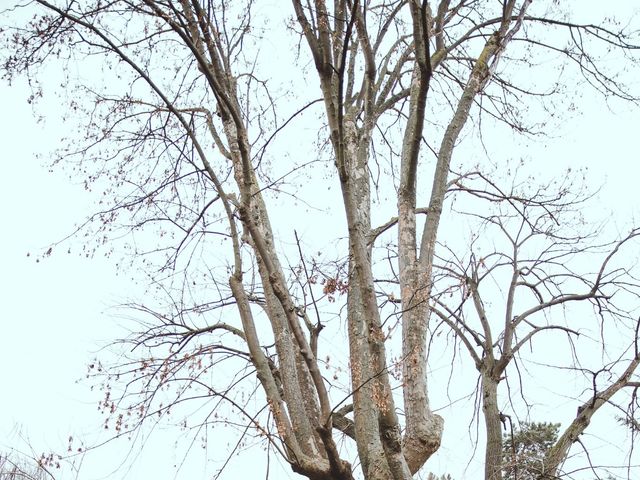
[[482, 373, 503, 480], [343, 114, 391, 478], [342, 116, 406, 479], [347, 278, 392, 480]]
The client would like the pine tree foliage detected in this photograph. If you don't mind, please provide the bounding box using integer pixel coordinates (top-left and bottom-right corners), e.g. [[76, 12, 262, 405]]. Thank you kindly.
[[503, 422, 560, 480]]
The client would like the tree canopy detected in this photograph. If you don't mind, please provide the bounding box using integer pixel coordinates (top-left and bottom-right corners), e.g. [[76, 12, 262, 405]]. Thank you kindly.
[[3, 1, 640, 480]]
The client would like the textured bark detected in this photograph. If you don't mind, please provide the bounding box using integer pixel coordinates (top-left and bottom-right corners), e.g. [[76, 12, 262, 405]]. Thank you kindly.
[[348, 279, 393, 480], [397, 5, 443, 467], [344, 119, 393, 479], [397, 65, 444, 472], [482, 374, 503, 480], [339, 120, 410, 480]]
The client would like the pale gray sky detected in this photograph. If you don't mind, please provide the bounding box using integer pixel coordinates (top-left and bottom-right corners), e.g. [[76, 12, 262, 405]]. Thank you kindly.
[[1, 3, 640, 480]]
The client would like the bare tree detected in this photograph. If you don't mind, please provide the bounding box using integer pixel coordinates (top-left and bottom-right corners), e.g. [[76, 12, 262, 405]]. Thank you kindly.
[[2, 1, 640, 480], [430, 172, 640, 479]]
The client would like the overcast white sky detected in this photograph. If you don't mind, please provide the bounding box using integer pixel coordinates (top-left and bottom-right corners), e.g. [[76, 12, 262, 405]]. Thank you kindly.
[[1, 4, 640, 480]]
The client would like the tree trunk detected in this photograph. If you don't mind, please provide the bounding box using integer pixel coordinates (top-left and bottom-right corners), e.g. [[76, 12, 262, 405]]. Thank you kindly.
[[347, 277, 392, 480], [482, 373, 503, 480]]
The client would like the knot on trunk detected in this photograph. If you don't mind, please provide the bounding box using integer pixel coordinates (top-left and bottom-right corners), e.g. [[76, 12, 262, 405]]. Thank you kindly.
[[403, 413, 444, 473]]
